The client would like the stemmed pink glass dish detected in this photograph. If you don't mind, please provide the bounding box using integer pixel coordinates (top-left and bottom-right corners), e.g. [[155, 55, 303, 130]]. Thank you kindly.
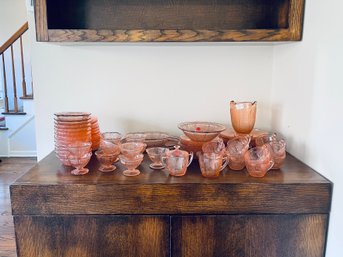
[[226, 135, 251, 170], [95, 150, 119, 172], [119, 154, 144, 177], [67, 142, 92, 175], [230, 101, 257, 134], [120, 142, 146, 157], [146, 147, 169, 169]]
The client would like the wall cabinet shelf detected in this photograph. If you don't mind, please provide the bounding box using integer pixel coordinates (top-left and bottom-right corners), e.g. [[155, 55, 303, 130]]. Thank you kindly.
[[35, 0, 305, 42], [11, 153, 331, 257]]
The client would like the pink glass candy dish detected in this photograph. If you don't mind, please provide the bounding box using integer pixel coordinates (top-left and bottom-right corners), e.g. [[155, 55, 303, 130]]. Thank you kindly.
[[244, 145, 274, 178], [202, 137, 226, 156], [230, 101, 257, 135], [197, 152, 228, 178], [178, 122, 226, 142], [95, 150, 118, 172], [120, 142, 146, 157], [146, 147, 169, 170], [225, 135, 251, 170], [68, 152, 92, 176], [119, 154, 144, 177], [164, 146, 193, 177]]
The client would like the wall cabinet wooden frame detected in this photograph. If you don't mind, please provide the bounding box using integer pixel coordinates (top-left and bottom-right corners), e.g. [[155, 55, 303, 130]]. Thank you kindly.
[[35, 0, 305, 42], [11, 153, 331, 257]]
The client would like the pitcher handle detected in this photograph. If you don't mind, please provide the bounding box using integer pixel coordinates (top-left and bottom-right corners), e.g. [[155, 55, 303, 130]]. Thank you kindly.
[[220, 156, 229, 171], [187, 152, 194, 167]]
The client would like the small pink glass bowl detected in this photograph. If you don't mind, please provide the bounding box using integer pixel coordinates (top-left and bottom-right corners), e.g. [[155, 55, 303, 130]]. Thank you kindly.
[[146, 147, 169, 169], [67, 142, 92, 157], [95, 150, 118, 172], [119, 154, 144, 177], [178, 122, 226, 142], [101, 132, 122, 145], [120, 142, 146, 157], [68, 152, 92, 176]]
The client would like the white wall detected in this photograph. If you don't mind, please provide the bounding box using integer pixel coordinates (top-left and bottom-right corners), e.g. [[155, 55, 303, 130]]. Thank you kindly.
[[28, 11, 275, 160], [0, 0, 27, 45], [272, 1, 343, 256]]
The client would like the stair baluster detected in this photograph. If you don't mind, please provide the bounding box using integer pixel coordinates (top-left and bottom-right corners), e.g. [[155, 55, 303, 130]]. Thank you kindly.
[[10, 45, 19, 113], [1, 54, 9, 112], [20, 36, 27, 98]]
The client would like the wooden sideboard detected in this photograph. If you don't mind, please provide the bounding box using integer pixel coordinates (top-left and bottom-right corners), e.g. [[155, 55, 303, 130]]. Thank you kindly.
[[10, 152, 332, 257]]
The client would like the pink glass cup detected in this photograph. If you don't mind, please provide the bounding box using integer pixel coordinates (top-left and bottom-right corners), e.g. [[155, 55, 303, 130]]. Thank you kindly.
[[230, 101, 257, 134], [225, 135, 251, 170], [146, 147, 169, 170], [164, 146, 193, 177], [202, 137, 226, 156], [244, 145, 274, 178], [255, 133, 286, 169], [95, 150, 119, 172], [68, 152, 92, 176], [197, 152, 228, 178], [120, 142, 146, 157], [119, 154, 144, 177]]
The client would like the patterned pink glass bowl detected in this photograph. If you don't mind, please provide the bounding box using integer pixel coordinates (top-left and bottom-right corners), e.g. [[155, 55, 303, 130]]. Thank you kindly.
[[67, 142, 92, 156], [68, 152, 92, 176], [120, 142, 146, 157], [119, 154, 144, 177], [95, 150, 119, 172], [178, 122, 226, 142]]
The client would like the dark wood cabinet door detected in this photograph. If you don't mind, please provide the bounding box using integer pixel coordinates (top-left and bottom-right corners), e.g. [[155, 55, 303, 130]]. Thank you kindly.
[[172, 215, 328, 257], [14, 215, 170, 257]]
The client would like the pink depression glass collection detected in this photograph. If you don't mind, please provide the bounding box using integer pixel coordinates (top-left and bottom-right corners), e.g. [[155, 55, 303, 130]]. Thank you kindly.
[[54, 102, 286, 178]]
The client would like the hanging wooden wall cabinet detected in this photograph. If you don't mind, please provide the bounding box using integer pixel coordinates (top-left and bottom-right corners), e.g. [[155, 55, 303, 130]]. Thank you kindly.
[[35, 0, 305, 42]]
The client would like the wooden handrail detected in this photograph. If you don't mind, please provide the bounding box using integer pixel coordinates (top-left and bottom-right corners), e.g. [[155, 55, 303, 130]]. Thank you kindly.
[[0, 22, 28, 55]]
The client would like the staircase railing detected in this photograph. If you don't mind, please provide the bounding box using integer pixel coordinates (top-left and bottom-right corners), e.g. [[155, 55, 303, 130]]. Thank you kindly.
[[0, 22, 32, 114]]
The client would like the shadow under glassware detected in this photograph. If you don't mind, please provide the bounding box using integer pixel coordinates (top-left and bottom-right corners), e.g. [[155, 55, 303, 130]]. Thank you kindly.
[[230, 101, 257, 134], [244, 145, 274, 178], [197, 152, 228, 178], [225, 135, 251, 170], [255, 133, 286, 169], [164, 146, 193, 177], [146, 147, 169, 170]]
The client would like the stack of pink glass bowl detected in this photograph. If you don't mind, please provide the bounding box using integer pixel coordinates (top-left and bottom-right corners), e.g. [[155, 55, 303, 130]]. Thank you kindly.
[[90, 116, 101, 150], [54, 112, 92, 166]]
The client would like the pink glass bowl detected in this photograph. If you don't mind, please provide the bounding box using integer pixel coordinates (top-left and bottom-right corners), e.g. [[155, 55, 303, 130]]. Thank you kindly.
[[146, 147, 169, 169], [178, 122, 226, 142], [95, 150, 119, 172], [68, 152, 92, 176], [119, 154, 144, 177], [120, 142, 146, 157]]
